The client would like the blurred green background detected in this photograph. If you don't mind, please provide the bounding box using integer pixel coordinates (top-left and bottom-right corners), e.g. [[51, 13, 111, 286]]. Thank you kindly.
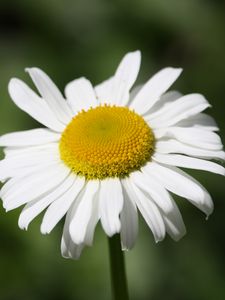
[[0, 0, 225, 299]]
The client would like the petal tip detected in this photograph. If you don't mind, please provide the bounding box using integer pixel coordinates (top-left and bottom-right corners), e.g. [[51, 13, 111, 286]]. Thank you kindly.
[[173, 228, 187, 242], [25, 67, 39, 73], [18, 222, 28, 231], [40, 223, 50, 235], [129, 49, 141, 57], [8, 78, 19, 92], [69, 226, 83, 245]]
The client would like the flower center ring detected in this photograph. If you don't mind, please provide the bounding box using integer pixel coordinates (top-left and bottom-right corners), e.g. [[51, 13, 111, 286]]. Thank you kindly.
[[60, 105, 155, 179]]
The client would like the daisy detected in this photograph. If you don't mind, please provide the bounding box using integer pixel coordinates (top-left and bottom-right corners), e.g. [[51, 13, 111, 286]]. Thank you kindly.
[[0, 51, 224, 260]]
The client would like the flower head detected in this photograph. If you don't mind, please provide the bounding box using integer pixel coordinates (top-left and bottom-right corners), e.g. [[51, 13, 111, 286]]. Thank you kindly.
[[0, 51, 224, 259]]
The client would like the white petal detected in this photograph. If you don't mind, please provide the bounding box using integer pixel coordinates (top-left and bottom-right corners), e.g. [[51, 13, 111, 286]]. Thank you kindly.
[[171, 166, 214, 217], [95, 77, 114, 105], [129, 84, 143, 103], [144, 162, 214, 216], [0, 148, 60, 180], [144, 162, 199, 202], [145, 94, 210, 128], [82, 187, 100, 246], [160, 194, 186, 241], [0, 176, 20, 198], [99, 178, 123, 236], [61, 208, 85, 260], [0, 161, 61, 185], [134, 169, 186, 240], [130, 67, 182, 115], [0, 144, 60, 181], [8, 79, 65, 132], [155, 139, 225, 160], [61, 237, 84, 260], [61, 182, 100, 259], [3, 143, 58, 159], [2, 163, 70, 211], [65, 77, 98, 113], [95, 51, 141, 105], [0, 129, 60, 147], [175, 113, 219, 131], [26, 68, 73, 124], [40, 177, 85, 234], [69, 180, 99, 244], [130, 171, 174, 213], [154, 127, 223, 150], [0, 144, 59, 169], [146, 90, 182, 114], [1, 161, 67, 200], [0, 155, 60, 182], [112, 51, 141, 106], [0, 170, 27, 197], [123, 178, 165, 242], [153, 153, 225, 176], [18, 173, 75, 230], [120, 182, 138, 250]]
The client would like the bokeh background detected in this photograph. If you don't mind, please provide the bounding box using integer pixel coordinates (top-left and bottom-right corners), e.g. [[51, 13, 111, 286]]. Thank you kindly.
[[0, 0, 225, 299]]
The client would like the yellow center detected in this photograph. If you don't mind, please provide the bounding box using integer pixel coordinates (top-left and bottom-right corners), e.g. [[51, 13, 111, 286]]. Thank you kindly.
[[59, 105, 155, 179]]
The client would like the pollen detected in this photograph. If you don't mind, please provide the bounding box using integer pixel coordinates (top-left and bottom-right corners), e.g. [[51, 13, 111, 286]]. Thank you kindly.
[[59, 105, 155, 180]]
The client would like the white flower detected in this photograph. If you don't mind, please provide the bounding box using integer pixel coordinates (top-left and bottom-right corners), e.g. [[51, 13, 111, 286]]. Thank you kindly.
[[0, 51, 224, 260]]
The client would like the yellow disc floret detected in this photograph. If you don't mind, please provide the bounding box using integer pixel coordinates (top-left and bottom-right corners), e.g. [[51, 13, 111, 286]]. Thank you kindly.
[[59, 105, 155, 180]]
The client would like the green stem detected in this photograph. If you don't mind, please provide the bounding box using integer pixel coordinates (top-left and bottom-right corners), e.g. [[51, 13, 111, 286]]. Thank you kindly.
[[108, 234, 129, 300]]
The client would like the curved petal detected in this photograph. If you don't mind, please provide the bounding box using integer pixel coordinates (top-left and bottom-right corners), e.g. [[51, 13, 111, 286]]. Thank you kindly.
[[145, 94, 210, 128], [95, 51, 141, 106], [0, 161, 61, 183], [155, 139, 225, 160], [123, 178, 165, 242], [120, 182, 138, 250], [83, 187, 100, 246], [159, 194, 186, 241], [2, 163, 70, 211], [130, 67, 182, 115], [130, 171, 174, 213], [0, 144, 59, 165], [95, 76, 114, 105], [61, 238, 84, 260], [175, 113, 219, 131], [69, 180, 99, 244], [3, 143, 59, 159], [154, 127, 223, 150], [112, 51, 141, 106], [133, 170, 186, 240], [153, 153, 225, 176], [65, 77, 98, 113], [61, 186, 100, 259], [40, 177, 85, 234], [8, 79, 65, 132], [99, 178, 123, 236], [0, 128, 60, 147], [26, 68, 73, 124], [18, 173, 75, 230], [145, 90, 182, 115], [143, 162, 214, 217], [0, 150, 60, 181], [61, 208, 85, 260], [128, 84, 143, 103]]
